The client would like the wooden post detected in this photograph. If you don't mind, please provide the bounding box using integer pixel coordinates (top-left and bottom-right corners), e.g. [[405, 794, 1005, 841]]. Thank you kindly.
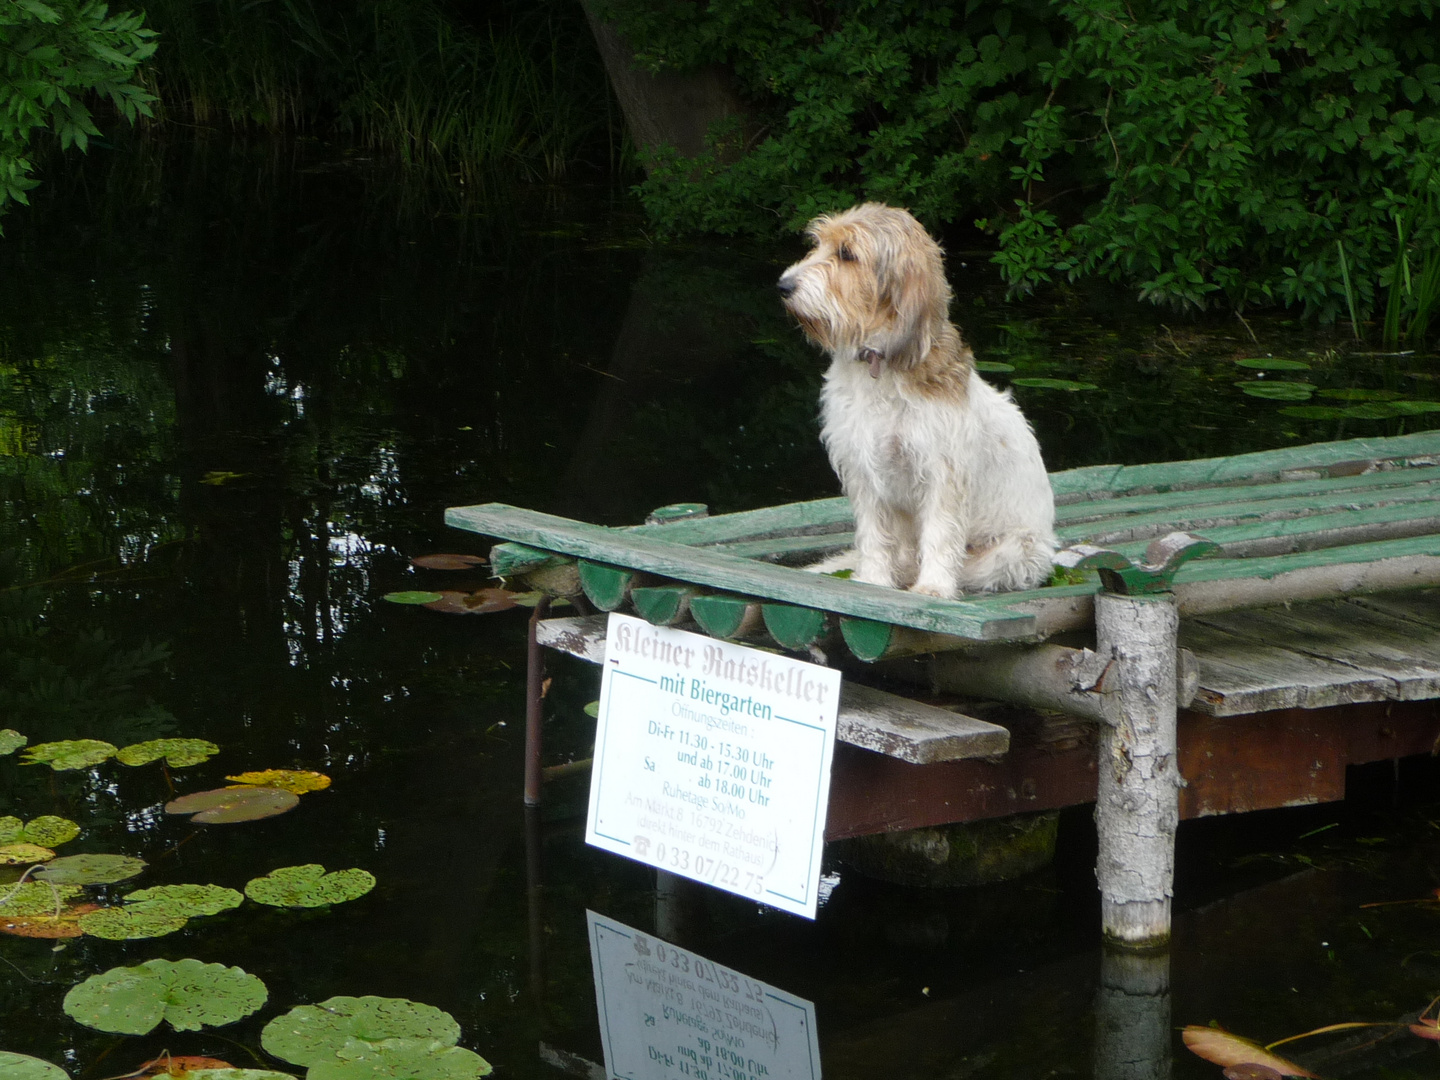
[[523, 596, 552, 807], [1093, 591, 1181, 947]]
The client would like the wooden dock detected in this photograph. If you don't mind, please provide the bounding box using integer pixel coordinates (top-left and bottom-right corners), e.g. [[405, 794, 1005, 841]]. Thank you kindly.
[[448, 430, 1440, 945]]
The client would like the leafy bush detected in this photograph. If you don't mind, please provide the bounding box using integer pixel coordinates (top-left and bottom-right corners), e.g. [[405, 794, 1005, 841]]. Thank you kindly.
[[0, 0, 155, 219], [598, 0, 1440, 321]]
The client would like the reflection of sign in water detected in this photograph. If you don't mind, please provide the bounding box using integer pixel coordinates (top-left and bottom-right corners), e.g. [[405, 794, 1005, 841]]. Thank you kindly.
[[586, 614, 841, 918], [587, 910, 821, 1080]]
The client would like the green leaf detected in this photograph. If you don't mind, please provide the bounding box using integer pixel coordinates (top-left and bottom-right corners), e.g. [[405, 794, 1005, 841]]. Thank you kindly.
[[0, 1052, 69, 1080], [9, 815, 81, 847], [262, 997, 463, 1067], [20, 739, 118, 770], [309, 1040, 493, 1080], [166, 786, 300, 823], [63, 959, 267, 1035], [1278, 405, 1348, 419], [1010, 377, 1098, 391], [77, 906, 189, 940], [0, 729, 27, 755], [383, 591, 446, 605], [1318, 388, 1402, 401], [34, 853, 146, 885], [1234, 358, 1311, 370], [0, 842, 56, 866], [244, 865, 376, 908], [974, 361, 1015, 372], [123, 883, 245, 918], [582, 701, 600, 718], [0, 880, 83, 915], [1235, 381, 1316, 401], [187, 1073, 297, 1080], [116, 738, 220, 767]]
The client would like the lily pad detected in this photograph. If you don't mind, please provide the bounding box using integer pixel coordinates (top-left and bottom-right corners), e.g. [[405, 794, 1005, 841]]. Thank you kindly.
[[382, 591, 445, 605], [974, 361, 1015, 373], [262, 997, 462, 1067], [0, 842, 56, 865], [410, 554, 487, 571], [1341, 402, 1407, 419], [0, 815, 80, 848], [1318, 388, 1401, 401], [166, 786, 299, 824], [1234, 357, 1312, 370], [1181, 1025, 1316, 1077], [309, 1039, 492, 1080], [0, 880, 83, 915], [0, 901, 102, 939], [137, 1057, 236, 1078], [21, 739, 118, 770], [0, 1052, 70, 1080], [245, 865, 375, 908], [117, 739, 221, 768], [1011, 377, 1099, 391], [1278, 405, 1348, 420], [63, 958, 268, 1035], [0, 729, 26, 755], [78, 906, 190, 940], [188, 1073, 298, 1080], [225, 769, 331, 794], [421, 589, 522, 615], [1388, 400, 1440, 414], [124, 883, 245, 918], [34, 853, 147, 885], [1235, 381, 1316, 401]]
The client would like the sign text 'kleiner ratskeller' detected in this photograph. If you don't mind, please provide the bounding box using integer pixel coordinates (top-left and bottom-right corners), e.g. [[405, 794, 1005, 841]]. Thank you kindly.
[[586, 613, 841, 918]]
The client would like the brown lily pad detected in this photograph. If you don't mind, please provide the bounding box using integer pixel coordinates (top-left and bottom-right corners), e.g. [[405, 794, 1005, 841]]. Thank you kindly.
[[1181, 1026, 1317, 1077], [0, 901, 102, 939], [0, 842, 56, 866], [423, 588, 522, 615], [410, 554, 488, 571], [139, 1057, 237, 1078], [166, 786, 300, 824]]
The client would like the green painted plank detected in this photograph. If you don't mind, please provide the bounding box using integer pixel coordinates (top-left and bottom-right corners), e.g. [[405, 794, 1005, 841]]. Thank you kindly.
[[1059, 478, 1440, 545], [578, 561, 637, 612], [839, 618, 894, 662], [1051, 431, 1440, 501], [762, 604, 827, 650], [446, 504, 1038, 640], [632, 584, 701, 626], [1055, 463, 1438, 527], [690, 594, 760, 639], [709, 533, 855, 561], [490, 541, 568, 577], [629, 496, 852, 545]]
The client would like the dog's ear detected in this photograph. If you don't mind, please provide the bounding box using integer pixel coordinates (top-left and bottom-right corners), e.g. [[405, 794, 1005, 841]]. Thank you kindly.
[[870, 224, 948, 369]]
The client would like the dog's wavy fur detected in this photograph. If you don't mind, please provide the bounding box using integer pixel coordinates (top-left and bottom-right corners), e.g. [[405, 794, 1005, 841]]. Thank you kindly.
[[778, 202, 1056, 596]]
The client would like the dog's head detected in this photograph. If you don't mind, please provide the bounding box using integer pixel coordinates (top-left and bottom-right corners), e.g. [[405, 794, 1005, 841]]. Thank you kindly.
[[777, 202, 951, 375]]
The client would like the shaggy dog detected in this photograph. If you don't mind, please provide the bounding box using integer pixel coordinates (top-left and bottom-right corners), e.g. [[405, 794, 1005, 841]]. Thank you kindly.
[[778, 202, 1056, 596]]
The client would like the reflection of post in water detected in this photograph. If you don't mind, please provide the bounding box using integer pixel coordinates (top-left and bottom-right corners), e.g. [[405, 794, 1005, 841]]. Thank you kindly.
[[654, 868, 705, 943], [1093, 947, 1172, 1080], [524, 805, 545, 1004]]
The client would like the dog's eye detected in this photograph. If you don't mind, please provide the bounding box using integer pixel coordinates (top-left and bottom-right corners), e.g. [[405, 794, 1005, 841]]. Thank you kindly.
[[838, 244, 856, 263]]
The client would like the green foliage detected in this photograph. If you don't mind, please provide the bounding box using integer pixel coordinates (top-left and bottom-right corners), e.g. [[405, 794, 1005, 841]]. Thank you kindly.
[[261, 997, 465, 1067], [602, 0, 1440, 320], [244, 864, 376, 908], [115, 736, 220, 767], [0, 0, 155, 220], [62, 958, 267, 1034]]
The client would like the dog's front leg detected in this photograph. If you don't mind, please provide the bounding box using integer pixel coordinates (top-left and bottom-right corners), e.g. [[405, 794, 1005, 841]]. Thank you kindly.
[[910, 481, 970, 598], [848, 487, 915, 590]]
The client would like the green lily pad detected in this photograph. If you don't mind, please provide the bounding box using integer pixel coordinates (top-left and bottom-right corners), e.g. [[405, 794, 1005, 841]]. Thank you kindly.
[[582, 701, 600, 718], [245, 865, 375, 908], [63, 958, 267, 1035], [1234, 357, 1312, 370], [0, 880, 83, 915], [1011, 377, 1099, 391], [974, 361, 1015, 373], [1318, 388, 1401, 401], [0, 816, 22, 844], [1279, 405, 1348, 420], [262, 997, 462, 1067], [0, 815, 79, 847], [1389, 400, 1440, 414], [34, 853, 147, 885], [0, 1052, 70, 1080], [166, 786, 300, 824], [1235, 380, 1316, 400], [309, 1039, 493, 1080], [188, 1073, 298, 1080], [117, 738, 221, 768], [1340, 402, 1407, 419], [382, 591, 446, 605], [124, 883, 245, 918], [77, 906, 189, 940], [21, 739, 118, 771], [0, 842, 56, 865], [0, 729, 26, 755]]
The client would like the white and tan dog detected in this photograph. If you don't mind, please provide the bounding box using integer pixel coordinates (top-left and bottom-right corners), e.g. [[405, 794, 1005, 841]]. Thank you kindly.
[[778, 202, 1056, 597]]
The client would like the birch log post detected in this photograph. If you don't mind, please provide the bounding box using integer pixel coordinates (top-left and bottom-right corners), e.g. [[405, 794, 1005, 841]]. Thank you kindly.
[[1094, 591, 1182, 947]]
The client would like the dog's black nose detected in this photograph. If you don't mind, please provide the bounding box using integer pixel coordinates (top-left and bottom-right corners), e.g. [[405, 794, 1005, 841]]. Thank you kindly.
[[777, 276, 796, 298]]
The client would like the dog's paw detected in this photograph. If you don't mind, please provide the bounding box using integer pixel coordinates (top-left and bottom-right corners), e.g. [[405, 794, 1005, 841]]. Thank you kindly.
[[909, 581, 954, 599]]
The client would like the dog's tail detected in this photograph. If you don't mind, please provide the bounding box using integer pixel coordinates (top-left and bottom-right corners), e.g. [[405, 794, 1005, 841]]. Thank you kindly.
[[954, 533, 1056, 593]]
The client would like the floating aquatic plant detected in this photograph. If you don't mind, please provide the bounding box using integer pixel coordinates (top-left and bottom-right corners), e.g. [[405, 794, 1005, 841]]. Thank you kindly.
[[21, 739, 118, 770], [974, 361, 1015, 373], [34, 853, 147, 885], [0, 815, 81, 847], [63, 959, 268, 1035], [0, 880, 83, 915], [0, 842, 56, 866], [410, 554, 487, 570], [1235, 381, 1316, 401], [1234, 357, 1311, 371], [382, 591, 445, 605], [77, 906, 189, 940], [136, 1056, 236, 1077], [0, 729, 26, 755], [244, 865, 375, 908], [310, 1038, 492, 1080], [117, 739, 221, 768], [1318, 388, 1402, 401], [421, 589, 529, 615], [0, 1052, 69, 1080], [186, 1072, 297, 1080], [1011, 377, 1099, 391], [0, 901, 101, 939], [124, 883, 245, 917], [166, 786, 299, 824], [261, 997, 465, 1067], [225, 769, 331, 794]]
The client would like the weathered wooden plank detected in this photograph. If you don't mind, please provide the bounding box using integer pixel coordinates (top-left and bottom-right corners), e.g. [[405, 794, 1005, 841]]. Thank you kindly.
[[491, 541, 569, 578], [447, 504, 1038, 640], [836, 683, 1010, 764], [1188, 601, 1440, 702], [629, 496, 852, 544], [533, 614, 1009, 763], [708, 533, 854, 562], [1348, 588, 1440, 628]]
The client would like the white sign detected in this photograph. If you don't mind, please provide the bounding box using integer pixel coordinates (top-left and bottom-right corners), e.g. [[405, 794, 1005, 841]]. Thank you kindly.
[[587, 909, 822, 1080], [586, 613, 840, 919]]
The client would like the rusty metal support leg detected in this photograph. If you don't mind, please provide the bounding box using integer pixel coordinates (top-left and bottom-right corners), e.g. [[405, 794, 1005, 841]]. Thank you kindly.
[[524, 596, 552, 807]]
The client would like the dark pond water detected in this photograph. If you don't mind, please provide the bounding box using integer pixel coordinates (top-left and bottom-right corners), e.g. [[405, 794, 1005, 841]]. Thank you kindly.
[[3, 138, 1440, 1078]]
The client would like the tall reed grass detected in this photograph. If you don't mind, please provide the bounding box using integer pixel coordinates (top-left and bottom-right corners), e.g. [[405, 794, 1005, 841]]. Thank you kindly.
[[137, 0, 617, 183], [1382, 176, 1440, 349]]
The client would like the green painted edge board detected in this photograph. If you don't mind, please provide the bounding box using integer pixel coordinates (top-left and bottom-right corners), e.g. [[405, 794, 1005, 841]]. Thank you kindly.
[[629, 496, 852, 544], [632, 585, 698, 626], [446, 504, 1038, 640], [490, 542, 568, 577], [577, 561, 635, 611], [1051, 431, 1440, 500], [709, 533, 855, 560], [689, 594, 754, 639], [761, 604, 827, 649], [1055, 463, 1437, 526], [1058, 479, 1440, 544]]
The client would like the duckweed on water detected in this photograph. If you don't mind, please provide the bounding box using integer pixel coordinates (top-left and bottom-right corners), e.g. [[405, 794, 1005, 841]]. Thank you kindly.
[[63, 959, 268, 1035]]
